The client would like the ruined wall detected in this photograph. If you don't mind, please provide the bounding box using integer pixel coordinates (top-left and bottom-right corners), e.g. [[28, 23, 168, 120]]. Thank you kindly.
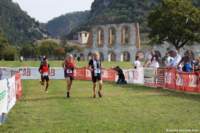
[[81, 23, 140, 62]]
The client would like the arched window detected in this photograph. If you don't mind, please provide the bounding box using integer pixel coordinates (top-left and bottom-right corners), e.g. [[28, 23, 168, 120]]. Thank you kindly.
[[99, 52, 104, 61], [121, 51, 130, 62], [108, 52, 116, 62], [121, 26, 130, 45], [97, 28, 104, 47], [108, 27, 116, 47]]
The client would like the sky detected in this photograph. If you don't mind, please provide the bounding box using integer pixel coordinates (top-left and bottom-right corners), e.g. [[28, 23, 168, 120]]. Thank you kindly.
[[13, 0, 94, 23]]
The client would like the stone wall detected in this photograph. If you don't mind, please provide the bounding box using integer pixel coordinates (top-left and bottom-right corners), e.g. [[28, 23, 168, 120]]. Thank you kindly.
[[79, 23, 140, 62]]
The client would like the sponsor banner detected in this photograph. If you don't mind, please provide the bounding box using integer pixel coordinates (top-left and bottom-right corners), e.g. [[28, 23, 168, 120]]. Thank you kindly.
[[124, 68, 144, 84], [144, 68, 156, 87], [0, 79, 8, 115], [156, 68, 166, 87], [164, 68, 176, 89], [6, 76, 17, 113]]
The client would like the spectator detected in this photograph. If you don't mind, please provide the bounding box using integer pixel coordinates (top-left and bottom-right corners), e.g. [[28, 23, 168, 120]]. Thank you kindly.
[[144, 50, 153, 67], [134, 56, 142, 69], [193, 56, 200, 72], [149, 56, 160, 68], [164, 52, 174, 67], [169, 50, 182, 68], [182, 56, 193, 72]]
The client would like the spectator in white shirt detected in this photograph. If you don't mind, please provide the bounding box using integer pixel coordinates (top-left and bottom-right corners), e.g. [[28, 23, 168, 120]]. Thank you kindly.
[[134, 56, 142, 69], [149, 56, 160, 68], [169, 50, 182, 67]]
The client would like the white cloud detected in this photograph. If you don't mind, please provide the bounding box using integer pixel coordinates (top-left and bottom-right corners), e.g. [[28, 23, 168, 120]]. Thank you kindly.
[[13, 0, 94, 23]]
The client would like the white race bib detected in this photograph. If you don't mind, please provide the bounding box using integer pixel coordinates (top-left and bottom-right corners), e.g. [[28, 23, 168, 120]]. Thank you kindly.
[[42, 72, 48, 76], [66, 69, 73, 74], [94, 69, 101, 74]]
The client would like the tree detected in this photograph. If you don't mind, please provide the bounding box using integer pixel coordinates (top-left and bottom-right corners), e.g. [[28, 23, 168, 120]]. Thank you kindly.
[[0, 31, 9, 60], [37, 40, 59, 58], [148, 0, 200, 50], [20, 44, 36, 59], [3, 46, 17, 61]]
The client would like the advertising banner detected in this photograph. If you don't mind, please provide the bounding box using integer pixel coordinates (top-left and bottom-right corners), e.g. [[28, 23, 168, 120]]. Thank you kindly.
[[164, 68, 176, 89], [6, 76, 17, 113], [0, 79, 8, 115], [144, 68, 156, 87], [124, 68, 144, 84]]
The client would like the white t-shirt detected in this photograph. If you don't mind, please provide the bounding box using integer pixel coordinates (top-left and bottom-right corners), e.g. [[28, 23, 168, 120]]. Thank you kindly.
[[170, 54, 182, 67], [150, 61, 160, 68], [134, 60, 142, 68]]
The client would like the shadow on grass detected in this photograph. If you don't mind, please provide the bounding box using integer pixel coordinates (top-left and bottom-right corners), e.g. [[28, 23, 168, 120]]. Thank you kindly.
[[106, 81, 200, 102]]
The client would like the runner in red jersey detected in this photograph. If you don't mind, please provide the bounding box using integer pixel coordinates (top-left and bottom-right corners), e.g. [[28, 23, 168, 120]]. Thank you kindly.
[[62, 54, 76, 98], [39, 58, 50, 93]]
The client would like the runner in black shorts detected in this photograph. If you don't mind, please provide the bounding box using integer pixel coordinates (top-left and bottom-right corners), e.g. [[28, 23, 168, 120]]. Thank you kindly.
[[88, 52, 103, 98], [39, 58, 50, 93], [62, 54, 76, 98]]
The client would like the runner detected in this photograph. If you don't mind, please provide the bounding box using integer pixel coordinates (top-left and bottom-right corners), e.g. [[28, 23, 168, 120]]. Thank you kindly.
[[88, 52, 103, 98], [62, 54, 76, 98], [39, 58, 50, 93]]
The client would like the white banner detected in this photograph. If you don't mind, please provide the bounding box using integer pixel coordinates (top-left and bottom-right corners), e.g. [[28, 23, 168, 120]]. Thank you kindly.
[[124, 68, 144, 84], [6, 76, 16, 113], [0, 79, 8, 114]]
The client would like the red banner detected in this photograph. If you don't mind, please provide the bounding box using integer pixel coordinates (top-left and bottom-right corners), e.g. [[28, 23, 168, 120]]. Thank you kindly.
[[164, 68, 176, 90], [15, 73, 22, 99]]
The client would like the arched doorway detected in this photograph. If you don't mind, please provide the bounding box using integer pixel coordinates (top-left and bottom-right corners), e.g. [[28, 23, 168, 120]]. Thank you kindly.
[[121, 26, 130, 45], [108, 27, 116, 47], [97, 28, 104, 47], [99, 52, 104, 61], [121, 51, 131, 62], [108, 52, 116, 62]]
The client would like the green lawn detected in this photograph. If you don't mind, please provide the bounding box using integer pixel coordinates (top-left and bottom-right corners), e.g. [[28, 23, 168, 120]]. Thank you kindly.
[[0, 61, 132, 69], [0, 80, 200, 133]]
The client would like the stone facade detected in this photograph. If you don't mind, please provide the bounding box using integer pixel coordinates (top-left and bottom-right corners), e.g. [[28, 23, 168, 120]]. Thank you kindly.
[[75, 23, 140, 62]]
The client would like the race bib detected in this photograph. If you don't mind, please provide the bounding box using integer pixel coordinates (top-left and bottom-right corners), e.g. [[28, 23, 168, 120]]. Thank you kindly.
[[94, 69, 101, 74], [66, 69, 73, 74], [42, 72, 48, 76]]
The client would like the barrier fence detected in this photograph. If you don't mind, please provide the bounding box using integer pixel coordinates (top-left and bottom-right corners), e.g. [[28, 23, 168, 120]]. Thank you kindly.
[[0, 72, 22, 125]]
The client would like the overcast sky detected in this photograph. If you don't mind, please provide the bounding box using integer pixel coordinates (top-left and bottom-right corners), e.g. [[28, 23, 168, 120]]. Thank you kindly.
[[13, 0, 94, 23]]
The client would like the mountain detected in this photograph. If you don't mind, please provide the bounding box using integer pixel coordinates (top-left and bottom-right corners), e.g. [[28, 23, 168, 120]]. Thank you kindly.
[[0, 0, 47, 45], [47, 0, 200, 38], [45, 11, 90, 38]]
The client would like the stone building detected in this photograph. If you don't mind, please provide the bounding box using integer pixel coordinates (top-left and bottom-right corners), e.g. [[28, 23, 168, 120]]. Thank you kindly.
[[75, 23, 141, 62]]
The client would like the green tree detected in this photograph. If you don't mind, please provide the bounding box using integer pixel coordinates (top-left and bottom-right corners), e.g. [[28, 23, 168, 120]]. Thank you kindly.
[[0, 31, 9, 60], [148, 0, 200, 50], [3, 46, 17, 61], [37, 40, 59, 58], [20, 44, 36, 59]]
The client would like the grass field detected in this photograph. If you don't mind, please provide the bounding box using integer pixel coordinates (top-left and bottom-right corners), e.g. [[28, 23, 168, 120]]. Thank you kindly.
[[0, 61, 132, 69], [0, 61, 200, 133], [0, 80, 200, 133]]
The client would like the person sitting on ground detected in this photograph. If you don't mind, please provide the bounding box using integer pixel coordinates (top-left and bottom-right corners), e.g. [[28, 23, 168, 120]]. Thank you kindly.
[[113, 66, 127, 85], [134, 56, 142, 69]]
